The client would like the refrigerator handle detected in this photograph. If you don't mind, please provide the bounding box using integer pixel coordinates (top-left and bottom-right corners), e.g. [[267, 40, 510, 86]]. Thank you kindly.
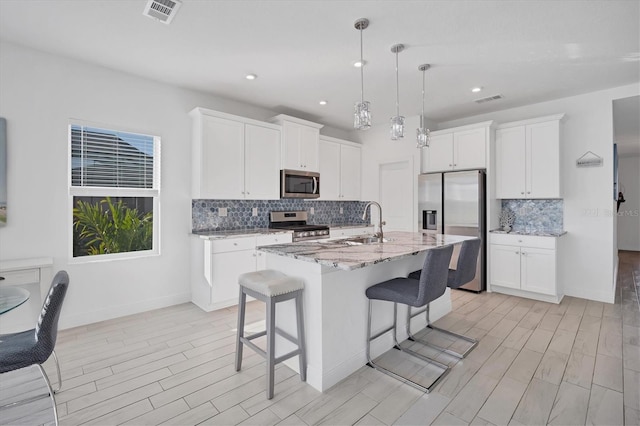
[[478, 170, 486, 238]]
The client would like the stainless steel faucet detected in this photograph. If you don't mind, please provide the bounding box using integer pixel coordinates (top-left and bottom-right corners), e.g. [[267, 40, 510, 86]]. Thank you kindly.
[[362, 201, 385, 242]]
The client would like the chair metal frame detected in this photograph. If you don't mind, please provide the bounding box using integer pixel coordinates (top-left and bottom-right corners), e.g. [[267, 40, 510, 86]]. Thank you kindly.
[[365, 300, 451, 394]]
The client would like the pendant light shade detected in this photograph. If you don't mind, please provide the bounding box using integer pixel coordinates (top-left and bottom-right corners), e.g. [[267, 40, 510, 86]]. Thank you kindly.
[[390, 44, 405, 140], [416, 64, 431, 148], [354, 18, 371, 130]]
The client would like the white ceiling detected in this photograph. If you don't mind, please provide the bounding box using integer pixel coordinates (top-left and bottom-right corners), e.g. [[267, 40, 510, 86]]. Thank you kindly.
[[0, 0, 638, 132]]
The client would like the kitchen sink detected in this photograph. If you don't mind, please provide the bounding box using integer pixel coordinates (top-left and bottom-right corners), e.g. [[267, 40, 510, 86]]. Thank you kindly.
[[338, 236, 390, 245]]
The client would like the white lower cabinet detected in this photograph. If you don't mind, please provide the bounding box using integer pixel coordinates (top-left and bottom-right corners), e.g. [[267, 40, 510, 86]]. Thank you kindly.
[[200, 233, 292, 310], [489, 233, 562, 303]]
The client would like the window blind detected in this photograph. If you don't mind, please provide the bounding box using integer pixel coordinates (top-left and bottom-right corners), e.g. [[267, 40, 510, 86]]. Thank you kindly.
[[71, 125, 156, 189]]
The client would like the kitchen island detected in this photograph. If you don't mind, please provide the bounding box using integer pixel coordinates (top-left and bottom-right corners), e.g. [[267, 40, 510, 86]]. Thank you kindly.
[[257, 231, 473, 391]]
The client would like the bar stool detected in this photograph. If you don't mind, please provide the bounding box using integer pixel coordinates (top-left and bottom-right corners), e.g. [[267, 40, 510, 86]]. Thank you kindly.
[[365, 244, 454, 392], [407, 238, 482, 358], [235, 269, 306, 399]]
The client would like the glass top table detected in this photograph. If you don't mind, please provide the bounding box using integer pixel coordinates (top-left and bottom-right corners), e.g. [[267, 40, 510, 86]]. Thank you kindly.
[[0, 287, 30, 315]]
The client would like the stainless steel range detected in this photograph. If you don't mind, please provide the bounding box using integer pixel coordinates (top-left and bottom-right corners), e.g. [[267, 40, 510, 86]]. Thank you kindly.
[[269, 211, 330, 242]]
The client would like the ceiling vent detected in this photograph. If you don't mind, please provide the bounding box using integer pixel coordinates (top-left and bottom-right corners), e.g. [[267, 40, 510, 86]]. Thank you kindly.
[[143, 0, 182, 24], [474, 94, 503, 104]]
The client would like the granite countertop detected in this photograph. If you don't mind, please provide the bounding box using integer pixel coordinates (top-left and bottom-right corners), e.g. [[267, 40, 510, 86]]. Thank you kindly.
[[258, 231, 474, 271], [193, 228, 292, 239], [489, 229, 567, 237]]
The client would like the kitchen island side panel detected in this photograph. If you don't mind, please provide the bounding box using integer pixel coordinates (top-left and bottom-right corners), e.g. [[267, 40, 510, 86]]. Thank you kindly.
[[264, 251, 451, 392]]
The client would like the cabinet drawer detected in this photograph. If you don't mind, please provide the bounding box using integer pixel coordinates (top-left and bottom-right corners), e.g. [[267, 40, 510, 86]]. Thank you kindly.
[[256, 233, 292, 246], [209, 237, 256, 253], [490, 233, 556, 249], [0, 269, 40, 287]]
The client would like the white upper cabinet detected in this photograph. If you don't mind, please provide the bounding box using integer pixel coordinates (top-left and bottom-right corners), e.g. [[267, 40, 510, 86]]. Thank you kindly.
[[269, 114, 323, 172], [496, 114, 564, 199], [421, 122, 492, 173], [318, 136, 361, 201], [191, 108, 281, 200]]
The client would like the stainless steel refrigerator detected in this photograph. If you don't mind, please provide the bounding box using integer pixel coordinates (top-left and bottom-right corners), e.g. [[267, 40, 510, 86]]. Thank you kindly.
[[418, 170, 486, 292]]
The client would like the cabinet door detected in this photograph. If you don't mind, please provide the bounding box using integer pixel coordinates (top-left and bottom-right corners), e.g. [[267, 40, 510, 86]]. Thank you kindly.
[[520, 247, 556, 295], [211, 249, 256, 306], [454, 127, 486, 170], [282, 122, 301, 170], [527, 121, 560, 198], [339, 144, 361, 200], [490, 244, 521, 289], [496, 126, 526, 198], [318, 140, 340, 200], [423, 133, 454, 172], [200, 116, 245, 199], [245, 124, 281, 200], [300, 126, 319, 171]]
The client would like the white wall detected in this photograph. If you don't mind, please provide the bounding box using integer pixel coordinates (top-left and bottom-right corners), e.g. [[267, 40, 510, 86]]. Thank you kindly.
[[617, 155, 640, 251], [0, 41, 347, 329], [349, 115, 438, 232], [436, 83, 640, 303]]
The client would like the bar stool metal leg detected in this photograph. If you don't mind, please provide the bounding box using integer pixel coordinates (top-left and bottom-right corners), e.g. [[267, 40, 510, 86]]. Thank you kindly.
[[295, 291, 307, 382], [366, 300, 450, 393], [406, 304, 478, 359], [235, 287, 247, 372], [265, 297, 276, 399]]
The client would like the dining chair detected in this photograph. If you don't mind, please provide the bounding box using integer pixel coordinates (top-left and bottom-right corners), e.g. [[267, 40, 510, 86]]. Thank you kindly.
[[0, 270, 69, 426]]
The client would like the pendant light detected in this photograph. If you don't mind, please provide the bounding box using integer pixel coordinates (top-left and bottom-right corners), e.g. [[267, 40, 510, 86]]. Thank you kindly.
[[416, 64, 431, 148], [354, 18, 371, 130], [390, 44, 405, 140]]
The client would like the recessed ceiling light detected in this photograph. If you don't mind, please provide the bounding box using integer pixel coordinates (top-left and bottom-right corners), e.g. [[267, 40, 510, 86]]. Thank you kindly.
[[471, 87, 483, 93], [353, 60, 367, 68], [245, 74, 257, 80], [319, 100, 328, 105]]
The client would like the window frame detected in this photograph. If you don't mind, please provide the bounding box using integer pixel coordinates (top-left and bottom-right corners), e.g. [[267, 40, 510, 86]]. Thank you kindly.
[[68, 121, 161, 262]]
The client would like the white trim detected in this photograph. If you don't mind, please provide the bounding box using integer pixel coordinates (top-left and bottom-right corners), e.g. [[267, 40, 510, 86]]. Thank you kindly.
[[189, 107, 281, 130], [318, 134, 361, 147], [267, 114, 324, 129], [496, 113, 566, 129], [431, 120, 495, 135]]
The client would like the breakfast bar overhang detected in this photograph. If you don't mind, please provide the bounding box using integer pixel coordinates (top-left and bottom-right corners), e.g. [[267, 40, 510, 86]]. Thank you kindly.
[[257, 231, 474, 391]]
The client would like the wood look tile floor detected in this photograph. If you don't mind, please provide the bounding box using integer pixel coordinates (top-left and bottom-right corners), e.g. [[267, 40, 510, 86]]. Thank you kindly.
[[1, 251, 638, 425]]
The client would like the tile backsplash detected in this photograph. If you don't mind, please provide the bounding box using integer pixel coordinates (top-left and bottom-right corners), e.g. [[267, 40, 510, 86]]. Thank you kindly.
[[500, 199, 563, 234], [192, 199, 371, 232]]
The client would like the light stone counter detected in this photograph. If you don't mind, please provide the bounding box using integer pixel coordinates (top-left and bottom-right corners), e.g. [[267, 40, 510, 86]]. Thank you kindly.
[[259, 231, 472, 270], [193, 228, 292, 240]]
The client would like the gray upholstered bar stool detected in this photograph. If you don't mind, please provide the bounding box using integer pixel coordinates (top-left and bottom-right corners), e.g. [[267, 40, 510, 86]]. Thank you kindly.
[[365, 244, 454, 392], [235, 269, 306, 399], [407, 238, 482, 358]]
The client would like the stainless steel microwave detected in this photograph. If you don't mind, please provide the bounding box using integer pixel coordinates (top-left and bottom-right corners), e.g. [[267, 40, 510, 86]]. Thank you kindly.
[[280, 169, 320, 199]]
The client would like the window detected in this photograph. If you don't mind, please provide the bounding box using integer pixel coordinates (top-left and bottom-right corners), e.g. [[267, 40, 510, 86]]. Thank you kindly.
[[70, 124, 160, 259]]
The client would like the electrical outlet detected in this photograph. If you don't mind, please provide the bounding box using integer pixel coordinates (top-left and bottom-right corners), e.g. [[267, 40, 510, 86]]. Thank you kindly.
[[310, 207, 315, 215], [218, 207, 227, 217], [340, 207, 344, 214], [252, 207, 258, 216]]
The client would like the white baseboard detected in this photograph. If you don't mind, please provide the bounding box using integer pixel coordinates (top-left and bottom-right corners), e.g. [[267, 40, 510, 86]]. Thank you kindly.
[[60, 292, 191, 329]]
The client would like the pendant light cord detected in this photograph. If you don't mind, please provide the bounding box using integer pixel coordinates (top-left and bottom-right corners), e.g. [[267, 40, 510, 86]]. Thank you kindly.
[[421, 68, 425, 128], [360, 27, 364, 104], [395, 50, 400, 116]]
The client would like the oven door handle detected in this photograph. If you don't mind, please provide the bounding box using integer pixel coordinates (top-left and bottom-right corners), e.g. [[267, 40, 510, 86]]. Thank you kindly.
[[312, 176, 318, 195]]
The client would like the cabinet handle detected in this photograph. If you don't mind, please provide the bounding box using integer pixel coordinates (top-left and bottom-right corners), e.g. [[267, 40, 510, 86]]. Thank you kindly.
[[527, 191, 531, 194], [520, 191, 524, 195], [453, 164, 457, 167], [233, 243, 238, 246], [522, 252, 527, 256], [515, 251, 520, 254], [0, 276, 4, 280], [252, 253, 256, 257], [246, 192, 250, 195], [449, 164, 452, 167]]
